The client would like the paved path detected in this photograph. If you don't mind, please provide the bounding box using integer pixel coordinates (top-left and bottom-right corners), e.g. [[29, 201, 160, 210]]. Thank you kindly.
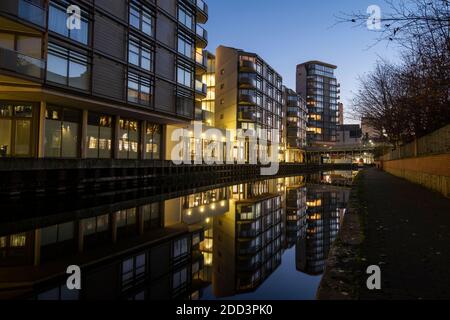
[[359, 168, 450, 299]]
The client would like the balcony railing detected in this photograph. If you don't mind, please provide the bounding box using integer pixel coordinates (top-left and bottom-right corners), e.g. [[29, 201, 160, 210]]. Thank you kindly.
[[195, 50, 207, 68], [239, 74, 257, 88], [0, 47, 45, 79], [0, 0, 46, 27], [239, 60, 257, 73], [195, 24, 208, 47], [195, 80, 207, 95], [239, 94, 257, 105], [196, 0, 208, 16]]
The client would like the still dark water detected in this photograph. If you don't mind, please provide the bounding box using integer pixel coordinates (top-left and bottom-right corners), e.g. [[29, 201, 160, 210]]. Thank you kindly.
[[0, 170, 357, 300]]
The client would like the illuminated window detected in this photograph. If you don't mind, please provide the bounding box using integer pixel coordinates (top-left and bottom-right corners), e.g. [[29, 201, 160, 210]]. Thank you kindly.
[[10, 233, 26, 247], [0, 237, 6, 248]]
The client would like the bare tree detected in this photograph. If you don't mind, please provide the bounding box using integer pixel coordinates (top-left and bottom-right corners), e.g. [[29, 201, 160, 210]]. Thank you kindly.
[[342, 0, 450, 143]]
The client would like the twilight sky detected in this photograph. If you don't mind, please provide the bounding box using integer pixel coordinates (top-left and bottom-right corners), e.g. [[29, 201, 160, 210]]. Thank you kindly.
[[205, 0, 401, 123]]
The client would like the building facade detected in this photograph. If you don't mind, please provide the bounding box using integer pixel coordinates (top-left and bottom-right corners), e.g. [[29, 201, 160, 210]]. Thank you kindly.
[[214, 46, 283, 163], [282, 86, 307, 163], [336, 124, 362, 146], [296, 61, 340, 147], [0, 0, 209, 160]]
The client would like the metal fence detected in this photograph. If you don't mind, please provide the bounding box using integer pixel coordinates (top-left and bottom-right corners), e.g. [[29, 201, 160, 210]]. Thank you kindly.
[[381, 125, 450, 161]]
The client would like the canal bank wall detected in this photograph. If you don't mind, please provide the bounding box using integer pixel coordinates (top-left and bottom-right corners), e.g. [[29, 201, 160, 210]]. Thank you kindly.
[[379, 125, 450, 198], [0, 159, 357, 198], [316, 171, 364, 300]]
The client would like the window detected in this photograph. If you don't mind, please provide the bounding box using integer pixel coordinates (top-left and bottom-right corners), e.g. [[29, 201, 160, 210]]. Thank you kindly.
[[41, 222, 74, 246], [87, 113, 112, 159], [82, 214, 109, 236], [127, 72, 153, 106], [47, 43, 90, 90], [173, 268, 187, 289], [0, 103, 34, 157], [129, 2, 153, 36], [177, 33, 194, 59], [173, 238, 188, 259], [145, 123, 161, 160], [128, 36, 153, 71], [177, 64, 193, 88], [45, 106, 80, 158], [176, 90, 194, 117], [141, 203, 161, 229], [118, 119, 139, 159], [116, 208, 137, 228], [178, 5, 193, 30], [122, 253, 146, 288], [49, 1, 89, 44]]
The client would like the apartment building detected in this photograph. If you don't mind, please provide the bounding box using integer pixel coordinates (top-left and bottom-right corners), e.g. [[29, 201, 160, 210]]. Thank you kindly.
[[0, 0, 209, 161], [215, 46, 283, 163], [282, 86, 307, 163], [296, 61, 340, 147], [0, 199, 204, 300]]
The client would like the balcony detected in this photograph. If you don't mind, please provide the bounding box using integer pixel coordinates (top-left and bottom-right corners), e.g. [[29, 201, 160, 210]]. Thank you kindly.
[[195, 108, 214, 125], [195, 79, 207, 98], [195, 0, 208, 24], [0, 47, 45, 79], [195, 50, 208, 74], [238, 93, 257, 105], [238, 111, 257, 122], [0, 0, 46, 27], [195, 24, 208, 48], [238, 74, 257, 88], [239, 60, 257, 73]]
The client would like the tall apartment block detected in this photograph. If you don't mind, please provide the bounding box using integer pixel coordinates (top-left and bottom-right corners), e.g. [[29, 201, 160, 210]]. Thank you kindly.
[[215, 46, 283, 162], [0, 0, 209, 161], [282, 86, 307, 163], [296, 61, 340, 147]]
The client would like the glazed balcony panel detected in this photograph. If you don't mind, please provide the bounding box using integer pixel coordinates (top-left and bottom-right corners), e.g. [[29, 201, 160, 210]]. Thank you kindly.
[[238, 74, 257, 88], [195, 80, 207, 98], [195, 50, 207, 74], [195, 24, 208, 48], [0, 47, 45, 79], [0, 0, 46, 27], [238, 94, 257, 105], [195, 0, 208, 24], [239, 60, 257, 73]]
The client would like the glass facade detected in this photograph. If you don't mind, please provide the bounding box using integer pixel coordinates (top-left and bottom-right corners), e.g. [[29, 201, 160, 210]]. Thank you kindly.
[[45, 106, 80, 158], [86, 113, 113, 159], [118, 118, 139, 159], [0, 103, 34, 157]]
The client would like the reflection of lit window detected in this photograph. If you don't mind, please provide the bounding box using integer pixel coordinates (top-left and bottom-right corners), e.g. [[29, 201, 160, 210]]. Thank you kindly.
[[122, 253, 146, 288], [307, 199, 322, 207], [173, 268, 187, 289], [0, 237, 6, 248], [203, 252, 213, 266], [173, 238, 188, 259], [10, 233, 26, 247]]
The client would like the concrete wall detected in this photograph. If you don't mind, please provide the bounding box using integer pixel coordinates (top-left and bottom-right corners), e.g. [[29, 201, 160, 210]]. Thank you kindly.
[[382, 154, 450, 198]]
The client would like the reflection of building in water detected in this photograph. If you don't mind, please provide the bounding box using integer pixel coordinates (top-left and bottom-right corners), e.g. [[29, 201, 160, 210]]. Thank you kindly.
[[283, 177, 307, 248], [296, 185, 349, 275], [0, 201, 204, 300], [212, 179, 284, 298]]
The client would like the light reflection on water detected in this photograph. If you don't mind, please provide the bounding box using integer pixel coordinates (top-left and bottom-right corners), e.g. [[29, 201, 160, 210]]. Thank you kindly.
[[0, 170, 357, 300]]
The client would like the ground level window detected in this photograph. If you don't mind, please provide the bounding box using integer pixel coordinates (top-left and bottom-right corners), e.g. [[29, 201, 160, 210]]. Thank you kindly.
[[0, 103, 34, 157], [145, 123, 161, 160], [118, 118, 139, 159], [45, 106, 80, 158], [87, 113, 113, 159]]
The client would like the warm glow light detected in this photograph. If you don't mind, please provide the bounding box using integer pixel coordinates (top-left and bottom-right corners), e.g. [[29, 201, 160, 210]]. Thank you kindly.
[[205, 218, 210, 223]]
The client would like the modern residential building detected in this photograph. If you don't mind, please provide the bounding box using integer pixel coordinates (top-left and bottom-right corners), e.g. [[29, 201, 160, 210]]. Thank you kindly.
[[0, 0, 209, 161], [214, 46, 283, 163], [336, 124, 362, 146], [282, 86, 307, 163], [296, 61, 340, 147], [0, 199, 205, 300]]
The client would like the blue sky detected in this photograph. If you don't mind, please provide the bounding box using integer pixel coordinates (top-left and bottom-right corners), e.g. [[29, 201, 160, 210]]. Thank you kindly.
[[205, 0, 401, 123]]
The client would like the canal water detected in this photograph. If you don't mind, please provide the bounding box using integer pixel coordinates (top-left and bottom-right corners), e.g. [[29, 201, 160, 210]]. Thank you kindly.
[[0, 170, 357, 300]]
